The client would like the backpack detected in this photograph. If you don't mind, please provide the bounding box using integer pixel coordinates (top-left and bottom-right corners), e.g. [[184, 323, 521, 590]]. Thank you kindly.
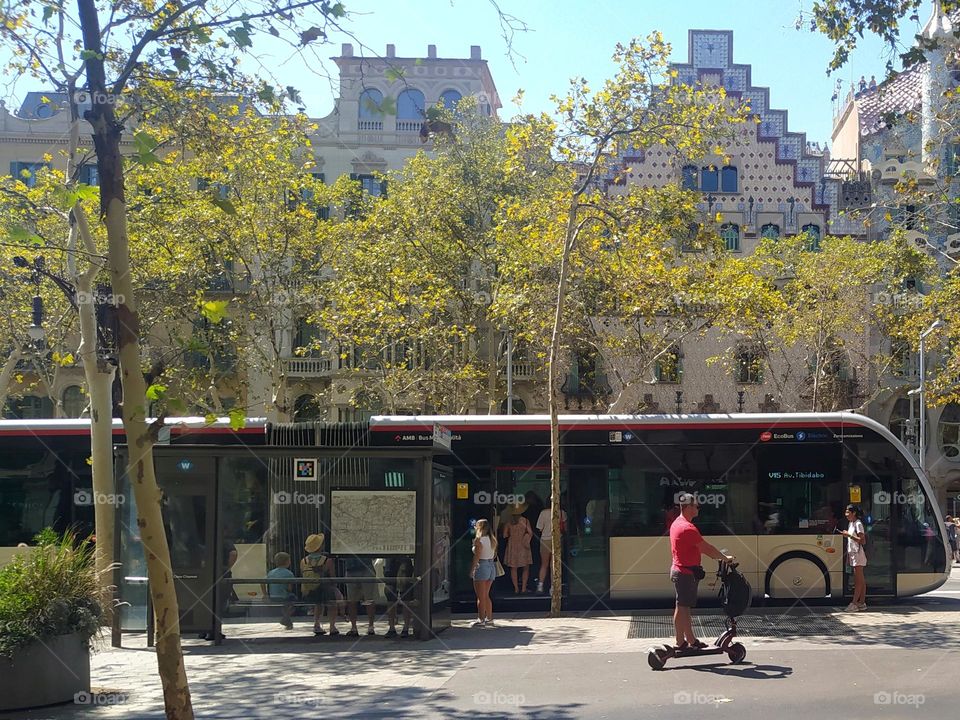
[[718, 563, 751, 618], [301, 554, 328, 596]]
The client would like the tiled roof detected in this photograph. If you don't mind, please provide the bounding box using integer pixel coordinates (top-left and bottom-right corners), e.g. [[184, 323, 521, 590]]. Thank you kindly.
[[857, 64, 923, 136]]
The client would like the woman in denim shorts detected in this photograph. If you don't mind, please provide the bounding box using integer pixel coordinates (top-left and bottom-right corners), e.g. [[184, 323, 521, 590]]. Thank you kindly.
[[470, 519, 497, 627]]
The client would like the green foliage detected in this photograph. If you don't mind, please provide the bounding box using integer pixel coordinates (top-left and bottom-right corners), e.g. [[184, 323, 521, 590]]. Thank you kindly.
[[806, 0, 960, 72], [0, 530, 103, 657]]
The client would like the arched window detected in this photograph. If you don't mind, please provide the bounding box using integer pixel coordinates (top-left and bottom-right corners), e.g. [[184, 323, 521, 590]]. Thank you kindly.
[[681, 164, 698, 190], [760, 223, 780, 240], [701, 165, 718, 192], [802, 223, 821, 251], [358, 88, 384, 130], [939, 402, 960, 460], [720, 166, 738, 192], [62, 385, 86, 418], [396, 89, 425, 131], [721, 223, 740, 251], [293, 394, 323, 422], [440, 89, 462, 111]]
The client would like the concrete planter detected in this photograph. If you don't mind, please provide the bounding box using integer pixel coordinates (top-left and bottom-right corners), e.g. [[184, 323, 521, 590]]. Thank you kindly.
[[0, 633, 90, 711]]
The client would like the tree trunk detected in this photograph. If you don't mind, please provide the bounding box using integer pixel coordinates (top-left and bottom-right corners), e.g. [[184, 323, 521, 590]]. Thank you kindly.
[[0, 349, 21, 412], [76, 0, 194, 716], [547, 201, 579, 618]]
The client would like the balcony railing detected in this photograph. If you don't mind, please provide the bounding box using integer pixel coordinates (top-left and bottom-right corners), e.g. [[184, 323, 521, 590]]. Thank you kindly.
[[282, 357, 333, 377], [358, 120, 383, 131], [511, 361, 536, 380], [396, 120, 423, 132]]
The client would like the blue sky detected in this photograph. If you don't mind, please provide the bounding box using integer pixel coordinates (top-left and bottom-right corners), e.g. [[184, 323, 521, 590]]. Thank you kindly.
[[291, 0, 932, 148]]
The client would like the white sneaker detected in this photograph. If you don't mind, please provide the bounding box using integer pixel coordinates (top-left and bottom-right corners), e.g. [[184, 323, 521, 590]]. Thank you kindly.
[[857, 602, 867, 611], [471, 619, 486, 628], [845, 603, 860, 612], [484, 618, 495, 627], [536, 581, 544, 593]]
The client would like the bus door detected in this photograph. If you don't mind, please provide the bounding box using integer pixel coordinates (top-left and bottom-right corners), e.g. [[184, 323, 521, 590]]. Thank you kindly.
[[563, 466, 610, 598], [844, 448, 896, 597], [493, 466, 553, 596]]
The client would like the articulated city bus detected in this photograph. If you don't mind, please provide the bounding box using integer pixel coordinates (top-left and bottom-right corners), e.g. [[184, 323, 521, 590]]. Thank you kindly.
[[368, 413, 950, 605], [0, 417, 265, 561]]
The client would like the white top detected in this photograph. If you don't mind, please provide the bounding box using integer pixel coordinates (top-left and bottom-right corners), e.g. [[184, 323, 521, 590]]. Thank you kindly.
[[474, 535, 495, 560], [537, 509, 567, 541], [847, 520, 865, 554]]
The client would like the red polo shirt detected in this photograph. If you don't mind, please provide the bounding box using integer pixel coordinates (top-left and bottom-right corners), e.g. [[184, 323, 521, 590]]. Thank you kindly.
[[670, 514, 703, 574]]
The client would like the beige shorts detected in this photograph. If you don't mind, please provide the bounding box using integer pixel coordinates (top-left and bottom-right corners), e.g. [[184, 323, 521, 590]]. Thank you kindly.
[[848, 550, 867, 567]]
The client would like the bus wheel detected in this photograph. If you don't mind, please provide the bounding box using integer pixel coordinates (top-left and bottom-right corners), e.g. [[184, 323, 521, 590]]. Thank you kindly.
[[766, 553, 829, 600]]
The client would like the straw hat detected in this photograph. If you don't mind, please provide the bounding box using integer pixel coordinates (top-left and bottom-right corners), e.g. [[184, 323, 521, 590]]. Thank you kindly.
[[304, 533, 325, 553], [510, 501, 528, 515]]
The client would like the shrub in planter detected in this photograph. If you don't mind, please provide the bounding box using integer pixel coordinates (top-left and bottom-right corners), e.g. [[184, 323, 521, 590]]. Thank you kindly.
[[0, 529, 104, 709]]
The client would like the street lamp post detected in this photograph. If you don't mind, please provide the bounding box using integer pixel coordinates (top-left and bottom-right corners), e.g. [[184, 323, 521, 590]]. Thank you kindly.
[[912, 318, 945, 474]]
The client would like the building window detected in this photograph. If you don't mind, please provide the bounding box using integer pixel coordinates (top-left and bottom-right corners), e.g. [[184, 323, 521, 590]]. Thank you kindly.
[[736, 344, 764, 384], [891, 340, 918, 378], [396, 89, 425, 132], [940, 403, 960, 460], [802, 223, 821, 251], [299, 172, 329, 220], [655, 344, 683, 383], [5, 395, 54, 419], [760, 223, 780, 240], [62, 385, 86, 418], [358, 88, 385, 130], [293, 394, 323, 422], [701, 165, 719, 192], [889, 397, 924, 447], [440, 89, 462, 111], [721, 223, 740, 251], [720, 166, 738, 192], [79, 164, 99, 186], [10, 161, 48, 188], [681, 164, 698, 190]]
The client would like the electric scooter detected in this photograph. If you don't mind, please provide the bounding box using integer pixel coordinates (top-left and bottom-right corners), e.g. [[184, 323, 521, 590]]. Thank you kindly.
[[647, 561, 749, 671]]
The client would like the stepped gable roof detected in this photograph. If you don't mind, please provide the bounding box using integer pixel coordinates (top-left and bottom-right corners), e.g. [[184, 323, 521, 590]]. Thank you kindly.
[[856, 64, 923, 136]]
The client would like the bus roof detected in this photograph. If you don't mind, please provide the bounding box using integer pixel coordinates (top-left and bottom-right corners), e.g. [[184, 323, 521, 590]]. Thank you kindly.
[[0, 416, 267, 436]]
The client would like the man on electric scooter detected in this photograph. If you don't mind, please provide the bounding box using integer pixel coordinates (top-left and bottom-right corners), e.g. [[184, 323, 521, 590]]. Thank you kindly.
[[669, 492, 735, 650]]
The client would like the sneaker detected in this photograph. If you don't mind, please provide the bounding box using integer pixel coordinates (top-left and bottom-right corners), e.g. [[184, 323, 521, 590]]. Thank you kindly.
[[857, 602, 867, 611], [385, 628, 398, 638], [367, 626, 376, 636], [536, 581, 544, 593], [399, 628, 411, 638], [484, 618, 495, 627], [471, 619, 486, 628], [845, 603, 860, 612]]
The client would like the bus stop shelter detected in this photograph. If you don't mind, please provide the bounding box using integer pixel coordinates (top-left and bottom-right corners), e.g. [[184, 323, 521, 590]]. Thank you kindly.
[[112, 443, 452, 645]]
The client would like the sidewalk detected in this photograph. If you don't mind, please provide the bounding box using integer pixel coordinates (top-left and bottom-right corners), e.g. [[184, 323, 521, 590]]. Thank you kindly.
[[7, 596, 960, 720]]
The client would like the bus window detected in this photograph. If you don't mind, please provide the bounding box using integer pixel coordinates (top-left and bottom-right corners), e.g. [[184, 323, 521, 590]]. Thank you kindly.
[[757, 443, 844, 534], [608, 444, 756, 536]]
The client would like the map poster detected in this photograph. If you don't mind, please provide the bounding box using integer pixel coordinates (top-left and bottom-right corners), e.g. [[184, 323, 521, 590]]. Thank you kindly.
[[330, 490, 417, 555]]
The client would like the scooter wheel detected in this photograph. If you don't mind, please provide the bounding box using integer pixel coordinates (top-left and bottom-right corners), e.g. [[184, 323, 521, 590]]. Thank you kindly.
[[727, 642, 746, 664], [647, 648, 666, 671]]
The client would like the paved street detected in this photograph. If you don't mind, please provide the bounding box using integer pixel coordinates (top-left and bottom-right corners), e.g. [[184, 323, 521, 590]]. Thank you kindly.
[[6, 570, 960, 719]]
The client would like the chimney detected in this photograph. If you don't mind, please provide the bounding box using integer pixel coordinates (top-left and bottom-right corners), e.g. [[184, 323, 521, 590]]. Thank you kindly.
[[341, 43, 353, 57], [470, 45, 481, 60], [386, 44, 395, 58], [428, 44, 437, 59]]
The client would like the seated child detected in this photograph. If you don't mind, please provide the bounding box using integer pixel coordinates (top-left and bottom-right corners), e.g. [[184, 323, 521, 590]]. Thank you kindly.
[[264, 551, 297, 629]]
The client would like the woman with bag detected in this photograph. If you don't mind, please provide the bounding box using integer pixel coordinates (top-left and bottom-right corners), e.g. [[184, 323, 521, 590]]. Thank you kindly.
[[301, 533, 340, 636], [503, 502, 533, 593], [839, 505, 867, 612], [469, 519, 497, 627]]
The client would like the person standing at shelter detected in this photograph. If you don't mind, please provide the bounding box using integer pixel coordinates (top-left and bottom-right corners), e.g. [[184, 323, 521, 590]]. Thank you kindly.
[[469, 519, 497, 627], [301, 533, 339, 636], [535, 499, 566, 594], [669, 492, 734, 649], [502, 502, 533, 593]]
